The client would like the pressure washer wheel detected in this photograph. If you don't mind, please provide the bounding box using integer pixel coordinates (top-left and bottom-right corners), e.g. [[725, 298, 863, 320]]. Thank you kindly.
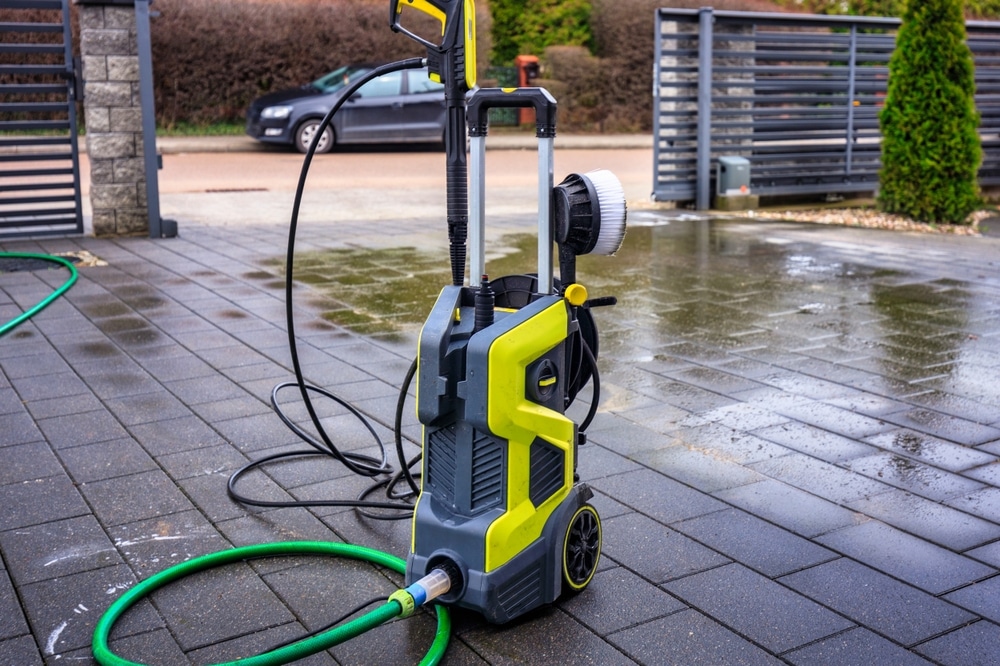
[[562, 504, 602, 593]]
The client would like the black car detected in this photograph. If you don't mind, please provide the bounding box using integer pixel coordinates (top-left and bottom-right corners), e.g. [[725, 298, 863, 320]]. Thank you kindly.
[[246, 65, 447, 153]]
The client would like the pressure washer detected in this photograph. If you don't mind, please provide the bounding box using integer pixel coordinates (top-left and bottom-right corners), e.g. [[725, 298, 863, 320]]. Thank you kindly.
[[93, 0, 626, 662]]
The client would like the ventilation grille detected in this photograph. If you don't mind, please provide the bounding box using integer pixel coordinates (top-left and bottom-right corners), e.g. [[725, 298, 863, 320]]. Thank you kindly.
[[426, 426, 457, 506], [497, 561, 543, 618], [529, 438, 564, 507], [470, 430, 503, 511]]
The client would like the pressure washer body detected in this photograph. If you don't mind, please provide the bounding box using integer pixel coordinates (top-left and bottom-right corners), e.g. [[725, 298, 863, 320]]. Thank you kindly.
[[391, 0, 624, 624]]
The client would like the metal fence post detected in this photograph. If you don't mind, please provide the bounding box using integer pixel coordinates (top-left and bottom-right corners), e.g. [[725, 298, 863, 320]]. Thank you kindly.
[[135, 0, 165, 238], [845, 25, 858, 176], [696, 7, 714, 211]]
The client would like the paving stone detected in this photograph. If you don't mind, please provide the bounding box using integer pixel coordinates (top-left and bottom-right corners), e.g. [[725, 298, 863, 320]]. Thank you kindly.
[[882, 408, 1000, 447], [962, 459, 1000, 485], [966, 540, 1000, 568], [187, 623, 336, 665], [79, 470, 193, 527], [461, 606, 636, 665], [0, 350, 72, 380], [560, 565, 687, 635], [24, 392, 104, 421], [589, 468, 727, 525], [816, 521, 995, 595], [102, 391, 194, 427], [608, 608, 782, 665], [772, 401, 896, 440], [714, 479, 859, 538], [104, 627, 188, 666], [0, 515, 120, 586], [753, 421, 881, 463], [164, 374, 250, 405], [673, 422, 791, 464], [633, 444, 769, 493], [189, 395, 271, 423], [0, 635, 43, 665], [57, 437, 156, 483], [585, 418, 679, 457], [177, 470, 289, 523], [784, 627, 933, 666], [914, 620, 1000, 666], [10, 371, 89, 403], [845, 453, 986, 502], [0, 441, 64, 485], [0, 475, 88, 531], [602, 512, 730, 584], [664, 563, 854, 654], [0, 568, 30, 640], [72, 359, 162, 400], [108, 510, 226, 577], [20, 564, 161, 658], [848, 489, 1000, 551], [0, 386, 22, 414], [145, 561, 295, 651], [0, 410, 45, 447], [944, 575, 1000, 624], [156, 443, 249, 481], [577, 444, 641, 482], [673, 508, 837, 577], [210, 412, 302, 452], [749, 453, 892, 505], [130, 414, 226, 457], [36, 410, 131, 450], [780, 558, 975, 646], [862, 428, 998, 472]]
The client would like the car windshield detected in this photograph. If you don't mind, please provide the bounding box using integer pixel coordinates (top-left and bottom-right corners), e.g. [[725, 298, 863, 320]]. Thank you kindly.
[[310, 65, 371, 94]]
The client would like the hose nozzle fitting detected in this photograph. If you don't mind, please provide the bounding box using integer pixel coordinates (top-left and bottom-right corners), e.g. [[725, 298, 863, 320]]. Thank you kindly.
[[390, 567, 454, 617]]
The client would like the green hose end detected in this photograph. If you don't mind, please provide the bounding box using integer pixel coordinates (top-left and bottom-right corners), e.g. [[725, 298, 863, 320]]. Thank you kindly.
[[92, 541, 450, 666]]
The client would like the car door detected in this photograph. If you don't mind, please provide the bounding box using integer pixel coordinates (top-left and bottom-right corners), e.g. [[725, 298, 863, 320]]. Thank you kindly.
[[336, 70, 405, 143], [399, 70, 447, 142]]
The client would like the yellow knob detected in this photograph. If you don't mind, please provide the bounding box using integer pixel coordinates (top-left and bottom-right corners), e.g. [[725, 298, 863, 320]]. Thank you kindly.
[[564, 283, 588, 307]]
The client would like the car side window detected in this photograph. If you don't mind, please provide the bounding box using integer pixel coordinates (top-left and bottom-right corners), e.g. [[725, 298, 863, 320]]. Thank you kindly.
[[406, 71, 445, 95], [356, 71, 403, 98]]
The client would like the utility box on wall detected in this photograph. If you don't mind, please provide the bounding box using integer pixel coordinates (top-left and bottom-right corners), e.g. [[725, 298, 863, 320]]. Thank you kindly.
[[717, 156, 751, 195]]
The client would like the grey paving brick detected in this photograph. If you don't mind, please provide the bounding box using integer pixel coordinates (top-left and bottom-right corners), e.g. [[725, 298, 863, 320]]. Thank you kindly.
[[882, 408, 1000, 447], [0, 440, 63, 485], [20, 564, 161, 658], [966, 540, 1000, 568], [24, 392, 104, 421], [862, 428, 998, 472], [10, 371, 89, 404], [164, 374, 250, 405], [577, 444, 641, 482], [749, 453, 893, 505], [754, 422, 882, 463], [102, 391, 193, 427], [673, 508, 837, 577], [57, 438, 156, 483], [104, 628, 188, 666], [585, 419, 679, 457], [189, 395, 271, 422], [129, 414, 226, 457], [714, 479, 858, 538], [0, 474, 88, 531], [0, 568, 30, 640], [73, 361, 162, 400], [781, 558, 975, 646], [177, 470, 289, 523], [945, 575, 1000, 624], [665, 563, 854, 654], [816, 521, 995, 594], [673, 422, 791, 464], [784, 627, 933, 666], [187, 623, 336, 666], [947, 487, 1000, 526], [602, 512, 730, 584], [845, 453, 986, 502], [0, 635, 43, 665], [560, 565, 687, 635], [773, 402, 895, 440], [461, 606, 637, 665], [589, 468, 727, 525], [847, 489, 1000, 551], [0, 515, 120, 586], [155, 561, 295, 650], [0, 410, 44, 447], [608, 608, 782, 665], [0, 386, 21, 414], [156, 443, 248, 481], [108, 510, 226, 577], [79, 470, 193, 527], [914, 620, 1000, 666], [0, 350, 72, 380], [210, 412, 301, 452], [141, 353, 217, 383], [963, 459, 1000, 485], [37, 410, 130, 450]]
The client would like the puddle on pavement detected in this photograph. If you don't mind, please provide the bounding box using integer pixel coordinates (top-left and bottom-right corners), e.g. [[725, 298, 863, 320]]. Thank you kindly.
[[268, 218, 979, 398]]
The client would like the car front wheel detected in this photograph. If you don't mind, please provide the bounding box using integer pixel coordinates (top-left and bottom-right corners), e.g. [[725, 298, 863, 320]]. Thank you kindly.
[[295, 120, 334, 154]]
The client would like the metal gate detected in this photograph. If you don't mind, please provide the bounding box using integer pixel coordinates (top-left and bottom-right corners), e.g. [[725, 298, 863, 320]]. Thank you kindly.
[[0, 0, 83, 238], [653, 9, 1000, 208]]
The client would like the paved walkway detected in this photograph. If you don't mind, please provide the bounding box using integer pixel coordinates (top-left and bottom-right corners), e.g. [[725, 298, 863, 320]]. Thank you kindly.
[[2, 196, 1000, 664]]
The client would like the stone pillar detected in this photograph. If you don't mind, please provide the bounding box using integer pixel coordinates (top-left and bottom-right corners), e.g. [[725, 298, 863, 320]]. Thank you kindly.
[[77, 0, 148, 236]]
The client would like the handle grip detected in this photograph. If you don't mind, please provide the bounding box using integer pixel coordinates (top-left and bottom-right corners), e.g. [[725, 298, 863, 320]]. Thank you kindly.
[[467, 87, 557, 139]]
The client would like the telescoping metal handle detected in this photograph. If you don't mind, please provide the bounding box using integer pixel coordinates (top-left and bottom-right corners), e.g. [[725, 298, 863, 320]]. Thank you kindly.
[[466, 88, 558, 293]]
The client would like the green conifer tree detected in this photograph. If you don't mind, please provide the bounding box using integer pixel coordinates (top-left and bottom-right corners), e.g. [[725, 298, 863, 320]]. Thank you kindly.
[[878, 0, 981, 223]]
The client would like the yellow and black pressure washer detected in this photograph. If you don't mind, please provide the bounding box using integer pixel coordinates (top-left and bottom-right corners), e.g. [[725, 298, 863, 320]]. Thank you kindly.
[[392, 0, 628, 623]]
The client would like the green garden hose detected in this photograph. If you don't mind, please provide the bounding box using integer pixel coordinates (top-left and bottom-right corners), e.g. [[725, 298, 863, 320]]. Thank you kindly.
[[0, 252, 79, 337], [92, 541, 451, 666]]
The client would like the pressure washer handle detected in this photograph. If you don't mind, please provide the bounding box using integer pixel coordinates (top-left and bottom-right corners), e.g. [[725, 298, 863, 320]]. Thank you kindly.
[[467, 87, 558, 139]]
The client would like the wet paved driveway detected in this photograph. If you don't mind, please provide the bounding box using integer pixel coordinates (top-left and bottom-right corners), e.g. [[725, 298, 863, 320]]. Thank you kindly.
[[2, 209, 1000, 665]]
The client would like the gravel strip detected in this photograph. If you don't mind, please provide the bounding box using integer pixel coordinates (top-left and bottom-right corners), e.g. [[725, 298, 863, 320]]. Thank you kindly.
[[732, 207, 991, 235]]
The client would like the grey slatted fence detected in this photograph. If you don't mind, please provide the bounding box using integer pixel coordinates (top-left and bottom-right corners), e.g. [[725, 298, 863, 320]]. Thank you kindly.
[[653, 9, 1000, 208]]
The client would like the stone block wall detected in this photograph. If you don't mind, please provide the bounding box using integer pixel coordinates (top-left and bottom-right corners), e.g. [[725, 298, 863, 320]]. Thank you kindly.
[[79, 3, 149, 236]]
